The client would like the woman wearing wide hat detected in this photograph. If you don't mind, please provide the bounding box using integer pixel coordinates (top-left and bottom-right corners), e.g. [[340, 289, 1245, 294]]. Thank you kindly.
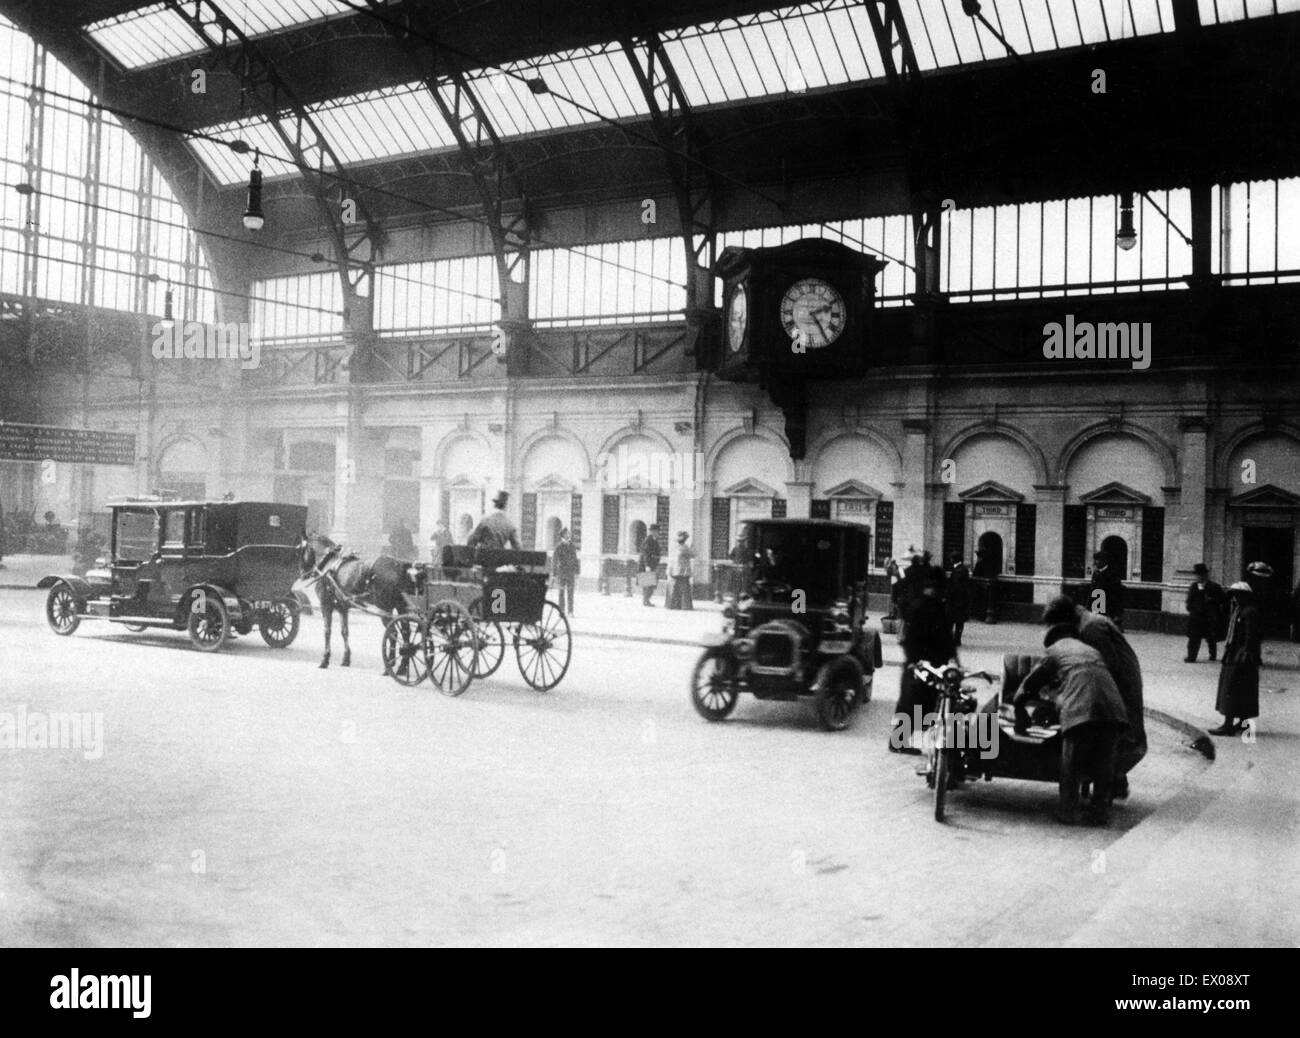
[[1211, 582, 1262, 736]]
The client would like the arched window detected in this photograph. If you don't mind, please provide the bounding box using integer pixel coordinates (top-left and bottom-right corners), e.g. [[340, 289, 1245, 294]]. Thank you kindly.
[[629, 519, 647, 554], [1099, 535, 1129, 578], [975, 531, 1004, 577]]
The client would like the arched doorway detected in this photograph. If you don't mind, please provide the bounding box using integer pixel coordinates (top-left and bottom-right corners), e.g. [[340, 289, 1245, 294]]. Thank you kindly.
[[975, 531, 1004, 577], [545, 515, 564, 550], [628, 519, 647, 554], [1099, 534, 1129, 578]]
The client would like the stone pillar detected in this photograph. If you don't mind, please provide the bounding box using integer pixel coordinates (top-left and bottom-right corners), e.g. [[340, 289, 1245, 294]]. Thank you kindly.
[[1174, 416, 1209, 580], [580, 478, 603, 591], [895, 419, 931, 559], [785, 480, 813, 518], [1034, 485, 1066, 606]]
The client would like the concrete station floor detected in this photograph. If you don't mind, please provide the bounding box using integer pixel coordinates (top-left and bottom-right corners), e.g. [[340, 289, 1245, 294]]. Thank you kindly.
[[0, 570, 1294, 946]]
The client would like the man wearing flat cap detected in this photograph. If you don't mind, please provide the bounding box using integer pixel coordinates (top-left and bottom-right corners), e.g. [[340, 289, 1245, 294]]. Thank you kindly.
[[467, 490, 521, 551]]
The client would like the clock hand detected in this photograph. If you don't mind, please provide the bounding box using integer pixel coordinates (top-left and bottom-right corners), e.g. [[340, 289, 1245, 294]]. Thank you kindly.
[[811, 312, 830, 342]]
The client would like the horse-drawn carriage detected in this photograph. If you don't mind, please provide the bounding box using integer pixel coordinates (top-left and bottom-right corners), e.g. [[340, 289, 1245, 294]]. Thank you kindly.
[[380, 545, 572, 695], [39, 499, 306, 652]]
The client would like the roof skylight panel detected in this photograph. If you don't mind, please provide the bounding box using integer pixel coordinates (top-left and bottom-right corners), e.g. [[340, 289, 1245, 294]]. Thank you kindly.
[[84, 0, 356, 70], [1201, 0, 1300, 22], [84, 4, 207, 69]]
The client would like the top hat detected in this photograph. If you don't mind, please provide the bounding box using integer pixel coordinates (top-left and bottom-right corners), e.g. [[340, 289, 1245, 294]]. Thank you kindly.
[[492, 491, 509, 509], [1192, 562, 1208, 574]]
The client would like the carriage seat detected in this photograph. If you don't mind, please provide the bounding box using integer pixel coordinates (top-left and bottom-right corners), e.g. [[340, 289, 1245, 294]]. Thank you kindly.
[[440, 545, 548, 572]]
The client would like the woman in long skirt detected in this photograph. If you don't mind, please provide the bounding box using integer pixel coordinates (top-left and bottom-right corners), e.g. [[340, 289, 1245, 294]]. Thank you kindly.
[[1211, 582, 1262, 736]]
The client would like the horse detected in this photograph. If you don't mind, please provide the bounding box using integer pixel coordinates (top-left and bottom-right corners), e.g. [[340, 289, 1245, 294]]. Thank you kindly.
[[296, 533, 414, 669]]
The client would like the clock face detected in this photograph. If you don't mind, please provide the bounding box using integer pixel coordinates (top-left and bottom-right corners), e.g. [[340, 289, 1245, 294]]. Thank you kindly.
[[780, 277, 846, 349], [727, 284, 748, 352]]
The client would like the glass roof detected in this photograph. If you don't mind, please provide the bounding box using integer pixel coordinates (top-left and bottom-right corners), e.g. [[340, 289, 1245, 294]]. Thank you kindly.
[[85, 0, 358, 70], [161, 0, 1300, 184]]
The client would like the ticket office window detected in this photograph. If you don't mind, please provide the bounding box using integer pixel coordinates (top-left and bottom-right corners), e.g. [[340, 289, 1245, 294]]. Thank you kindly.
[[731, 496, 773, 548]]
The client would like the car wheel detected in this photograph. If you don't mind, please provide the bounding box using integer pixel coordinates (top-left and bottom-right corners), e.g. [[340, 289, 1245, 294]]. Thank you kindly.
[[259, 598, 300, 648], [691, 648, 739, 722], [45, 583, 81, 636], [187, 593, 230, 652], [814, 656, 863, 731]]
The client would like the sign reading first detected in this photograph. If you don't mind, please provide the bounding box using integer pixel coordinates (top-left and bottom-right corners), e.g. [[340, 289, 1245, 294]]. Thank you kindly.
[[0, 422, 136, 466]]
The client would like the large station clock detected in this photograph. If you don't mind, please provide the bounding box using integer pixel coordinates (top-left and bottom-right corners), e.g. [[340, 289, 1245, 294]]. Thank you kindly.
[[710, 238, 887, 461], [711, 237, 886, 379]]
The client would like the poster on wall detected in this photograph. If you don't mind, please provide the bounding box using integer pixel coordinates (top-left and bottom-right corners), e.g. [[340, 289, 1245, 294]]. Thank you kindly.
[[0, 422, 136, 466]]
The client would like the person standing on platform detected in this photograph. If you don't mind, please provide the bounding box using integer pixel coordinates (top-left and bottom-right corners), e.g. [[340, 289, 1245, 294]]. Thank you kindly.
[[1089, 551, 1126, 630], [1014, 625, 1129, 827], [1184, 563, 1225, 662], [900, 548, 927, 621], [551, 527, 578, 617], [388, 520, 415, 559], [429, 518, 453, 564], [946, 553, 971, 647], [889, 575, 954, 754], [1040, 595, 1145, 800], [639, 524, 663, 607], [666, 531, 694, 610], [1211, 582, 1262, 736], [884, 557, 903, 619], [467, 491, 521, 551]]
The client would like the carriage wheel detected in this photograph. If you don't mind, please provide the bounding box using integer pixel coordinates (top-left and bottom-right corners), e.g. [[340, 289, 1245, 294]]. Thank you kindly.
[[514, 599, 571, 692], [259, 598, 301, 648], [425, 600, 477, 697], [382, 614, 430, 686], [690, 648, 739, 722], [45, 584, 81, 636], [187, 594, 230, 652], [468, 598, 506, 678]]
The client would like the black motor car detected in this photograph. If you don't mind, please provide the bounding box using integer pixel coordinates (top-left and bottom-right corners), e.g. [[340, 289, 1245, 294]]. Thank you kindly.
[[690, 518, 883, 730], [38, 499, 307, 653]]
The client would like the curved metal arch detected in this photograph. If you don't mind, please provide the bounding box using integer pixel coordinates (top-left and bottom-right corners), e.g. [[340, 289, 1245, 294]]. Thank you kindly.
[[359, 0, 531, 343], [162, 1, 382, 315], [0, 8, 247, 321], [620, 31, 717, 357]]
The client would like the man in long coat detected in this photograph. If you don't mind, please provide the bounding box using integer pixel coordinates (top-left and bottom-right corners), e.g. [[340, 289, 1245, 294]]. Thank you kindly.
[[1184, 562, 1225, 662], [638, 524, 662, 606], [946, 554, 971, 647], [1042, 596, 1145, 797], [1015, 625, 1129, 826], [889, 577, 954, 754], [1089, 551, 1127, 629]]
